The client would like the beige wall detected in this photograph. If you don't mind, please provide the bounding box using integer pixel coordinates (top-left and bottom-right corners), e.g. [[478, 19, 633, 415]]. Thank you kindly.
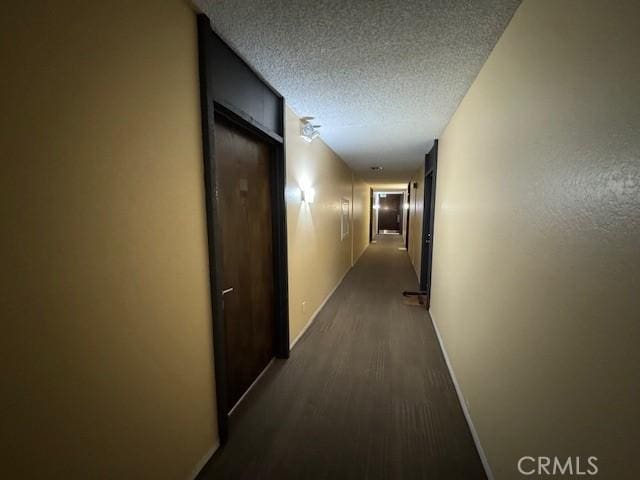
[[0, 1, 218, 478], [351, 176, 371, 265], [408, 165, 424, 280], [285, 107, 369, 344], [431, 1, 640, 478]]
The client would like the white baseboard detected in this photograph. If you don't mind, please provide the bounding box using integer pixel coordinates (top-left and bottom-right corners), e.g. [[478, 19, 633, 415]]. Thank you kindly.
[[190, 441, 219, 480], [289, 266, 351, 350], [428, 312, 494, 480]]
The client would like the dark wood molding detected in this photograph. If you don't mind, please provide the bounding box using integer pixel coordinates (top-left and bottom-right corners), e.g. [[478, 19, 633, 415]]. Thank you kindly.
[[214, 100, 284, 145], [196, 13, 289, 452], [405, 183, 411, 249], [203, 19, 284, 101], [420, 140, 438, 301], [197, 14, 229, 444], [272, 94, 290, 358], [369, 188, 374, 242]]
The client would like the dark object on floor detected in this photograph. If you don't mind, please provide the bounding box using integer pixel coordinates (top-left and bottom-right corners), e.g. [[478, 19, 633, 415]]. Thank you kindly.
[[402, 290, 429, 307]]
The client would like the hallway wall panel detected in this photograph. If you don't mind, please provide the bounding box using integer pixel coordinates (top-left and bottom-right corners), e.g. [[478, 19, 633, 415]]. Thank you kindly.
[[285, 107, 369, 345], [351, 176, 370, 265], [0, 2, 218, 478], [430, 1, 640, 478]]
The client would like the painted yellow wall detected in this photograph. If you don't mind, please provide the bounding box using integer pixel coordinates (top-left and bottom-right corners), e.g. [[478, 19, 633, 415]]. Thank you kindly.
[[351, 176, 371, 265], [285, 107, 369, 344], [0, 1, 218, 478], [408, 165, 424, 280], [431, 0, 640, 478]]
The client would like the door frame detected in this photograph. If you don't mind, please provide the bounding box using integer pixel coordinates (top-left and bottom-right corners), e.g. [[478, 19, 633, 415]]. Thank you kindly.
[[376, 192, 403, 233], [420, 140, 438, 303], [197, 15, 289, 445], [405, 183, 411, 248], [368, 188, 373, 242]]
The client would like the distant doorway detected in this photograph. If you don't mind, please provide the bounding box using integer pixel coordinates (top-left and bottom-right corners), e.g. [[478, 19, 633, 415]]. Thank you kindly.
[[377, 193, 403, 234]]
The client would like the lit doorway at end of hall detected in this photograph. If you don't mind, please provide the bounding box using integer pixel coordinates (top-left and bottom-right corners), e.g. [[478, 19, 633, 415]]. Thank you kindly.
[[372, 191, 408, 237]]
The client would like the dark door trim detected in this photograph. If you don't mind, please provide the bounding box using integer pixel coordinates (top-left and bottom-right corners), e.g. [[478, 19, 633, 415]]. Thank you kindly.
[[369, 188, 374, 242], [405, 183, 411, 249], [197, 15, 289, 446], [420, 140, 438, 303]]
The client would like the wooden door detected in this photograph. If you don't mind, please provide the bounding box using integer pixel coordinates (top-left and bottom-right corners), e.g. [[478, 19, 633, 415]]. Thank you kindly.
[[215, 119, 275, 411], [421, 172, 434, 292], [405, 184, 411, 248], [378, 194, 403, 232], [420, 140, 438, 304]]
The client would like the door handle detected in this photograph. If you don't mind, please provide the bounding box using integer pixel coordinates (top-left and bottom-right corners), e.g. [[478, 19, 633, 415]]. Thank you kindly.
[[222, 287, 234, 295]]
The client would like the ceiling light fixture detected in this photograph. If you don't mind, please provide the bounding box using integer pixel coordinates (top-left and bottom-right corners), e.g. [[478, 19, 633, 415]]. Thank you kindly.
[[300, 117, 321, 142], [370, 166, 383, 171]]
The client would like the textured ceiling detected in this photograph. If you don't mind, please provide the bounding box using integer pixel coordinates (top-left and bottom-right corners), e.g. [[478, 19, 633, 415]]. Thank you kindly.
[[195, 0, 521, 184]]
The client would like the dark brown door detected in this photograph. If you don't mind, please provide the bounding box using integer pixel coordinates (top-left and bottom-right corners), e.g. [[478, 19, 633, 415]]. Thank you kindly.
[[420, 140, 438, 305], [378, 194, 403, 232], [215, 119, 275, 411], [405, 184, 411, 248]]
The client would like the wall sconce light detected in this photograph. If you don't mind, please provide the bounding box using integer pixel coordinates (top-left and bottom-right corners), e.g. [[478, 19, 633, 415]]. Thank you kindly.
[[301, 187, 316, 204], [404, 202, 410, 210], [301, 117, 321, 142]]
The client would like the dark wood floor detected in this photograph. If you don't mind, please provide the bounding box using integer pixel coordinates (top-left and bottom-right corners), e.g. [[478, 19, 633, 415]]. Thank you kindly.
[[199, 235, 486, 480]]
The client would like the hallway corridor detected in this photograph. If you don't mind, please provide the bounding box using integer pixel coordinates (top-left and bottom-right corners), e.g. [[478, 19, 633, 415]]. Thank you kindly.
[[200, 235, 486, 479]]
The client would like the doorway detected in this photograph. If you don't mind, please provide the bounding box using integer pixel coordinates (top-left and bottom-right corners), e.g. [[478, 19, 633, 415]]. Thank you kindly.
[[197, 16, 289, 444], [377, 193, 403, 234], [420, 140, 438, 306], [215, 118, 276, 411], [369, 188, 374, 242], [405, 183, 411, 249]]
